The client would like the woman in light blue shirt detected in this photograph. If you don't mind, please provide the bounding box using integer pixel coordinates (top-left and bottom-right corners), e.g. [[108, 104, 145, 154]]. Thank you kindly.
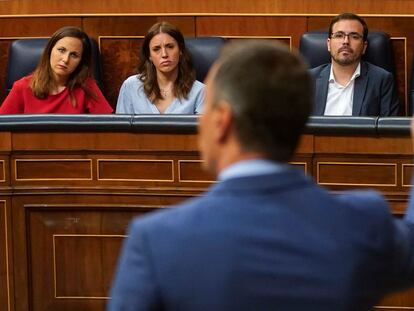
[[116, 21, 204, 114]]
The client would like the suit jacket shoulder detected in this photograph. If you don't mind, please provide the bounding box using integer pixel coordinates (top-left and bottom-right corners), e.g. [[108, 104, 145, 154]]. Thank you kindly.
[[109, 169, 414, 311], [353, 61, 399, 116], [309, 63, 331, 79]]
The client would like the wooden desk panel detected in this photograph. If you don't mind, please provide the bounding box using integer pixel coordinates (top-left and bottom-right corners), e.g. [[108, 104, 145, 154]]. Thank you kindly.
[[1, 129, 413, 311]]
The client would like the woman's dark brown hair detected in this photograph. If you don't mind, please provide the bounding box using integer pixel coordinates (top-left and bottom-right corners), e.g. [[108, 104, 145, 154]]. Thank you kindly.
[[139, 21, 196, 101], [29, 26, 95, 106]]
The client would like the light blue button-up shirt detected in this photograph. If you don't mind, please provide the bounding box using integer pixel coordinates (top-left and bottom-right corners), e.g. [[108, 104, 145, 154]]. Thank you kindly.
[[116, 75, 205, 114]]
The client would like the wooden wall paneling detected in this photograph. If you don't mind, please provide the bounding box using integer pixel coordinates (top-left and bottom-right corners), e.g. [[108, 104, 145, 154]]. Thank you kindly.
[[0, 158, 5, 183], [95, 154, 213, 189], [196, 16, 307, 49], [377, 288, 414, 310], [83, 16, 196, 38], [11, 193, 192, 311], [0, 17, 82, 37], [402, 163, 414, 187], [3, 0, 414, 15], [0, 39, 12, 104], [0, 0, 218, 15], [387, 198, 410, 216], [11, 132, 199, 151], [27, 205, 132, 311], [83, 16, 195, 108], [97, 35, 142, 107], [0, 133, 11, 190], [0, 199, 12, 311], [12, 195, 30, 311], [11, 155, 96, 189], [391, 37, 408, 115], [98, 158, 174, 182], [312, 135, 413, 216], [314, 136, 412, 155], [0, 156, 9, 188], [10, 152, 214, 192], [292, 134, 314, 176], [15, 158, 93, 181], [315, 157, 399, 189], [177, 159, 215, 183]]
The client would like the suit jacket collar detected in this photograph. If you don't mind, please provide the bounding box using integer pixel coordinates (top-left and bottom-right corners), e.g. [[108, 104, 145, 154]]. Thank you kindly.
[[352, 61, 369, 116], [315, 61, 368, 116], [314, 65, 330, 115]]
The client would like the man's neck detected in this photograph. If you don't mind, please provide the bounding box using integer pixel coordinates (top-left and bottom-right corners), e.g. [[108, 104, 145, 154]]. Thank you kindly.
[[331, 61, 360, 86]]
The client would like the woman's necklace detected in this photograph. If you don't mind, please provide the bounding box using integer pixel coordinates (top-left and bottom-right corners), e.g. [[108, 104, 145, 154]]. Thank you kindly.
[[160, 86, 173, 97]]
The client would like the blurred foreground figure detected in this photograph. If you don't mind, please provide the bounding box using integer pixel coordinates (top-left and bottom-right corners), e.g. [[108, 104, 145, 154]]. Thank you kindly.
[[109, 40, 414, 311]]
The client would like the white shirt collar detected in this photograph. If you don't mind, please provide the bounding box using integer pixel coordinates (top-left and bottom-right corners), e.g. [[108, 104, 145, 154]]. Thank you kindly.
[[329, 62, 361, 86]]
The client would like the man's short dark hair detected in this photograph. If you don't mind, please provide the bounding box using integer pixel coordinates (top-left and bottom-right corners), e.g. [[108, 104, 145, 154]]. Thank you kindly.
[[328, 13, 369, 41], [212, 41, 312, 162]]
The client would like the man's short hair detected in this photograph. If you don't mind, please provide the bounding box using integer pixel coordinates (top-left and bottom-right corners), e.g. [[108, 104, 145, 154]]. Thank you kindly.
[[328, 12, 369, 41], [212, 41, 312, 162]]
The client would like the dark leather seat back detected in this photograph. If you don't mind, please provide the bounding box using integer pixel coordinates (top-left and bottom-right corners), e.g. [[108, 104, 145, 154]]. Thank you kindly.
[[6, 38, 104, 94], [299, 31, 395, 75], [185, 37, 227, 82]]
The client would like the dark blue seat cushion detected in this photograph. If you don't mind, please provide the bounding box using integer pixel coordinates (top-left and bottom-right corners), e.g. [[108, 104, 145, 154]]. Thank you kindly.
[[185, 37, 227, 82]]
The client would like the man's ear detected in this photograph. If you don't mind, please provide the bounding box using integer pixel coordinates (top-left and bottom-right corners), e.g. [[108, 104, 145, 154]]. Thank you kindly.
[[362, 41, 368, 55], [213, 101, 233, 143], [327, 38, 331, 52]]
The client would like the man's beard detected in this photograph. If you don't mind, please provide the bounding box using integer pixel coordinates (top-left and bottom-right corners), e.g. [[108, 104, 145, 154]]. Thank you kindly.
[[331, 47, 361, 66]]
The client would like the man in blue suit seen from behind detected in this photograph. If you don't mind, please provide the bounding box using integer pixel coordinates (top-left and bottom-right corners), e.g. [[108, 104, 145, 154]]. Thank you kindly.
[[108, 40, 414, 311], [310, 13, 399, 116]]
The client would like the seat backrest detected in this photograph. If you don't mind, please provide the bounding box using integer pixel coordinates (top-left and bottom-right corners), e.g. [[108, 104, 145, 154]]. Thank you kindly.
[[409, 55, 414, 115], [299, 31, 395, 75], [5, 38, 104, 94], [185, 37, 227, 82]]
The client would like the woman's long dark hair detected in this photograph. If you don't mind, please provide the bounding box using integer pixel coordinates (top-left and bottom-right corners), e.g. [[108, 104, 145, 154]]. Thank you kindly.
[[139, 21, 196, 101], [29, 26, 96, 106]]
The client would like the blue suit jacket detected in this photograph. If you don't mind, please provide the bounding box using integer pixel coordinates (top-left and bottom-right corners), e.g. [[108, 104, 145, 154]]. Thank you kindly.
[[310, 61, 400, 116], [108, 167, 414, 311]]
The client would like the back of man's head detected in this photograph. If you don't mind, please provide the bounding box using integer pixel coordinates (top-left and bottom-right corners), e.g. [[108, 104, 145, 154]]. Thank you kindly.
[[212, 40, 313, 162]]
